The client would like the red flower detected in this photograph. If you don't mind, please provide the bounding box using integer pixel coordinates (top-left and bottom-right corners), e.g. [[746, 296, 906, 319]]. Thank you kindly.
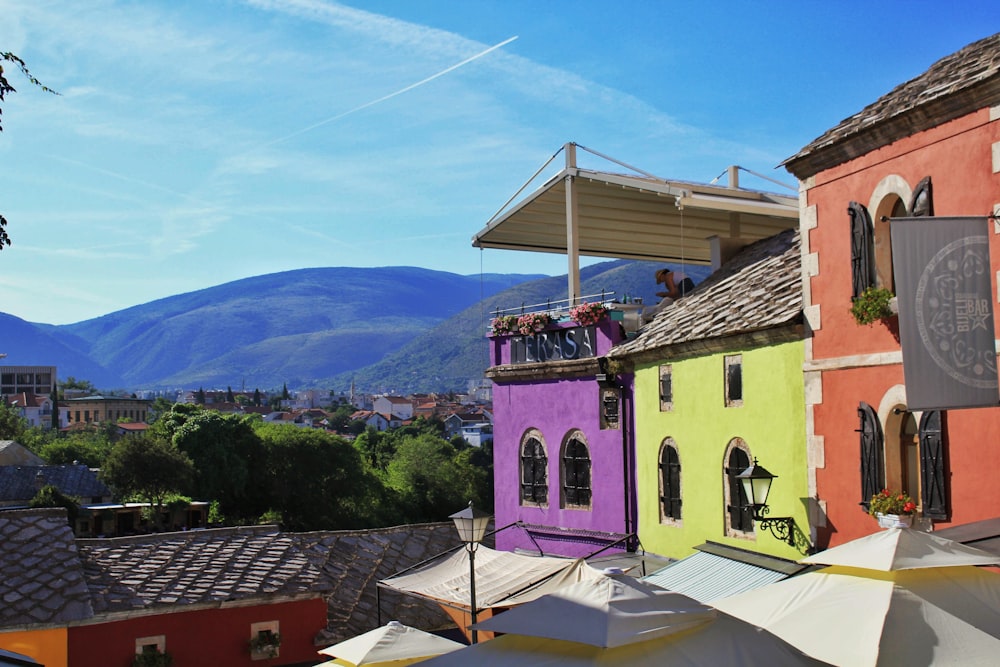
[[903, 501, 916, 513]]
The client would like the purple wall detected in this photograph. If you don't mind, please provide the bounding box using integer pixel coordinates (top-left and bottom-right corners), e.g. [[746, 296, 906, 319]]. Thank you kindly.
[[489, 319, 635, 558]]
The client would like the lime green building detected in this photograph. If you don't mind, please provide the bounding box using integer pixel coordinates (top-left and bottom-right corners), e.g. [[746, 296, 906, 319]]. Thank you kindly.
[[610, 229, 811, 561]]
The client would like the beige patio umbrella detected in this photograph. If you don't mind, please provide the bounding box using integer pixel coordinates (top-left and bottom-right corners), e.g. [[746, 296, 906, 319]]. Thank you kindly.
[[316, 621, 464, 667], [713, 528, 1000, 666], [418, 570, 827, 666]]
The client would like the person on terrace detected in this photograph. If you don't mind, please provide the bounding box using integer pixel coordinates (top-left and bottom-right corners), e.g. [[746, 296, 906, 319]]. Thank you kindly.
[[647, 268, 695, 322]]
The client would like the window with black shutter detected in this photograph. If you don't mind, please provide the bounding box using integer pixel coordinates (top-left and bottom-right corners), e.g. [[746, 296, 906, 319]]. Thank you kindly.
[[909, 176, 933, 217], [659, 440, 681, 522], [724, 442, 753, 534], [562, 435, 591, 508], [849, 201, 875, 299], [520, 434, 548, 505], [725, 355, 743, 407], [659, 365, 673, 412], [858, 401, 885, 511], [919, 410, 948, 520]]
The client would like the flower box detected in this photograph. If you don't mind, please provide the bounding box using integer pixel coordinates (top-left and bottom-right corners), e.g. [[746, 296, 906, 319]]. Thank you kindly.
[[876, 512, 914, 529]]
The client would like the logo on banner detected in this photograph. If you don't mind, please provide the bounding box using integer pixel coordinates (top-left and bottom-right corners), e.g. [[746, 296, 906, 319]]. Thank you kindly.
[[914, 236, 996, 388]]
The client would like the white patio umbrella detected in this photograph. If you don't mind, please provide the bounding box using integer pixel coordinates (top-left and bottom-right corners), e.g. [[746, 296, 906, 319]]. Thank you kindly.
[[418, 570, 827, 666], [713, 528, 1000, 666], [317, 621, 464, 667]]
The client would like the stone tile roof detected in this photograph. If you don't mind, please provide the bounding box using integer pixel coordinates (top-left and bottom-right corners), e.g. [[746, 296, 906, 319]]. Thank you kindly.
[[77, 525, 332, 613], [0, 465, 111, 503], [0, 509, 93, 628], [610, 229, 801, 361], [0, 441, 45, 466], [784, 32, 1000, 179]]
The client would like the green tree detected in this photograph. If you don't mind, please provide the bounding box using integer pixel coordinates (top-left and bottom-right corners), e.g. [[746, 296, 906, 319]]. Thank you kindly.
[[256, 422, 388, 530], [148, 397, 175, 423], [39, 431, 113, 467], [50, 388, 59, 431], [0, 399, 27, 439], [172, 412, 266, 522], [30, 484, 80, 523], [226, 386, 234, 403], [149, 402, 202, 440], [386, 434, 490, 523], [100, 435, 194, 529], [253, 388, 261, 406], [59, 376, 97, 398], [353, 426, 397, 472]]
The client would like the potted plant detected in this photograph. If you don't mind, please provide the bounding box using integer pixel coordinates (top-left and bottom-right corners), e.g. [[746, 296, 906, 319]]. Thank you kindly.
[[132, 650, 173, 667], [489, 314, 519, 336], [249, 631, 281, 659], [850, 286, 895, 325], [868, 489, 917, 528], [517, 312, 552, 335], [569, 301, 609, 326]]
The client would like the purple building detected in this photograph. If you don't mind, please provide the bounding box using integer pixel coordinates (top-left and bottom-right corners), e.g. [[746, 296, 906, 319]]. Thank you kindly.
[[486, 315, 637, 558]]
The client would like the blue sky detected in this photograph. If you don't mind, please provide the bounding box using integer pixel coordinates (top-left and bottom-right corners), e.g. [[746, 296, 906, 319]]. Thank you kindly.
[[1, 1, 997, 324]]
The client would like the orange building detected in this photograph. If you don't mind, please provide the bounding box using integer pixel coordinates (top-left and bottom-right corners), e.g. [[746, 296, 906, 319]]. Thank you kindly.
[[787, 34, 1000, 547]]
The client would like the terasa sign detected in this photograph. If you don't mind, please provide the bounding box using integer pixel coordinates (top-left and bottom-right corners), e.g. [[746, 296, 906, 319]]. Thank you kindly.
[[510, 326, 598, 364]]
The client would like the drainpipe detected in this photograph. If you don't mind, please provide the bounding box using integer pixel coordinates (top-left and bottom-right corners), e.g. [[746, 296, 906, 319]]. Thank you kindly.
[[621, 379, 635, 552]]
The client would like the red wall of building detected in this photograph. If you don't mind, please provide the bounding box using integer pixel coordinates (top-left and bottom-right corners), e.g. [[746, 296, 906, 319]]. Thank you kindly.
[[807, 109, 1000, 361], [67, 598, 327, 667], [814, 365, 1000, 545], [805, 107, 1000, 547]]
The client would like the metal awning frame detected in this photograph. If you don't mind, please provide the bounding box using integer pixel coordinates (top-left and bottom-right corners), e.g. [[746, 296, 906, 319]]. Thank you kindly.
[[472, 143, 799, 304]]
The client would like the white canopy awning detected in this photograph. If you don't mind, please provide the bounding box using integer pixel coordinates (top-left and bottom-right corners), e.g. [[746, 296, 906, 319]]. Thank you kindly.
[[379, 545, 603, 612], [471, 143, 799, 301]]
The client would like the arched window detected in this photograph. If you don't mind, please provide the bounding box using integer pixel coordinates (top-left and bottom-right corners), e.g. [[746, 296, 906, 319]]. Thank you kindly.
[[520, 431, 548, 506], [860, 398, 949, 520], [659, 439, 681, 522], [562, 432, 591, 509], [872, 196, 906, 293], [723, 439, 754, 536]]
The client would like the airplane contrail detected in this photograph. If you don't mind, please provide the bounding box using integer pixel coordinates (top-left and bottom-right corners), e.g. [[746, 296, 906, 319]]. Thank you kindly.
[[251, 35, 518, 151]]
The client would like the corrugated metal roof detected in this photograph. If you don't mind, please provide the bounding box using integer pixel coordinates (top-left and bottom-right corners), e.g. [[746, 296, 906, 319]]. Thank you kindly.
[[642, 551, 790, 604]]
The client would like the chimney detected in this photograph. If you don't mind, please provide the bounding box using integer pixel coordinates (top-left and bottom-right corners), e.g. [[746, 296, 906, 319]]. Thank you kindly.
[[709, 235, 752, 271]]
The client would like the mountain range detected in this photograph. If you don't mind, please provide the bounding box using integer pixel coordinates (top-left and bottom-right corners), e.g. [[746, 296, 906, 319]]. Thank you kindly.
[[0, 261, 709, 394]]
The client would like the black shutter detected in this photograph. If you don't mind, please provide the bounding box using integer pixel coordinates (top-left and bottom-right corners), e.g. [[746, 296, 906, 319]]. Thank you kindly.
[[858, 402, 884, 510], [909, 176, 934, 217], [727, 361, 743, 402], [848, 202, 875, 299], [563, 438, 591, 506], [725, 448, 752, 531], [919, 410, 948, 520], [521, 438, 547, 504], [659, 446, 681, 520]]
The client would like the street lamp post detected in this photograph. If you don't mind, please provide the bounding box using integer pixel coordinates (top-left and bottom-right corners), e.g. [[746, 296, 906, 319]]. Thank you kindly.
[[449, 501, 492, 644], [736, 458, 797, 547]]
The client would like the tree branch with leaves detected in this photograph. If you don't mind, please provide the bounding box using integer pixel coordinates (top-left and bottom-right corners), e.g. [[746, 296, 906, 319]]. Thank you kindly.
[[1, 51, 59, 252]]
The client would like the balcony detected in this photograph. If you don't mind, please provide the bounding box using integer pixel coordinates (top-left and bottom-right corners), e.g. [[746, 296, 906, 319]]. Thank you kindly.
[[486, 293, 641, 381]]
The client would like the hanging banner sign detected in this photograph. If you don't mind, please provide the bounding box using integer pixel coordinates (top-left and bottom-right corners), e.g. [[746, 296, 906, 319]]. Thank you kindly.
[[891, 216, 999, 409]]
